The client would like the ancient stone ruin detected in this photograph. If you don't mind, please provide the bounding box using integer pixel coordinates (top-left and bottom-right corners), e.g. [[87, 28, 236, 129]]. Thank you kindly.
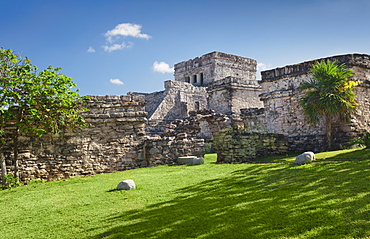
[[260, 54, 370, 152], [1, 95, 204, 182], [2, 51, 370, 182]]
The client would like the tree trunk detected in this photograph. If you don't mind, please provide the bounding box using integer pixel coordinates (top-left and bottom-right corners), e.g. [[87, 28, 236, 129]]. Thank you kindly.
[[0, 152, 6, 187], [13, 128, 19, 182], [325, 114, 332, 150]]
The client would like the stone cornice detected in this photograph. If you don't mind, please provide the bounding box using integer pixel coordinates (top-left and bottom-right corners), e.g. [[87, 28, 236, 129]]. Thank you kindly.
[[174, 51, 256, 73], [261, 53, 370, 82]]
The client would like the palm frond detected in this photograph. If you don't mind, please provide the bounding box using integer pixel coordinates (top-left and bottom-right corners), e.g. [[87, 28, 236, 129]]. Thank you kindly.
[[299, 59, 357, 125]]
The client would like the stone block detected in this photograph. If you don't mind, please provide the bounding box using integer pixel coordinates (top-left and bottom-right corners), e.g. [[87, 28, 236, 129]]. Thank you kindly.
[[117, 179, 136, 190], [177, 156, 204, 165], [295, 151, 316, 165]]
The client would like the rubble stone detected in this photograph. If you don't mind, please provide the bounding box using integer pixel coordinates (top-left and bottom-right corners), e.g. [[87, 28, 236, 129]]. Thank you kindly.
[[117, 179, 136, 190], [295, 152, 316, 165]]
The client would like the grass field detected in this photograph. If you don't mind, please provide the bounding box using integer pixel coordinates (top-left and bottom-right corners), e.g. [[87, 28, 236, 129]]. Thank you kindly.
[[1, 148, 370, 238]]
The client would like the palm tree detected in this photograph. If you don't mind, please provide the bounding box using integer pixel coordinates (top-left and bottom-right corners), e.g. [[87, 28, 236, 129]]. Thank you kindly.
[[299, 60, 360, 150]]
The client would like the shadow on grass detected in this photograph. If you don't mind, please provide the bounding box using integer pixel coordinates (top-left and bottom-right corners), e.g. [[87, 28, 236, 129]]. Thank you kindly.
[[323, 148, 370, 161], [91, 161, 370, 239], [251, 153, 299, 164]]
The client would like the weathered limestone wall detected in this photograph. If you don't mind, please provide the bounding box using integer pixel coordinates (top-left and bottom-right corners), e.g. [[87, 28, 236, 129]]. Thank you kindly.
[[260, 74, 323, 137], [213, 125, 288, 163], [2, 95, 205, 183], [162, 110, 233, 142], [207, 76, 263, 114], [2, 95, 147, 182], [350, 64, 370, 134], [261, 54, 370, 82], [241, 108, 266, 131], [260, 54, 370, 151], [174, 51, 257, 86], [144, 136, 204, 165]]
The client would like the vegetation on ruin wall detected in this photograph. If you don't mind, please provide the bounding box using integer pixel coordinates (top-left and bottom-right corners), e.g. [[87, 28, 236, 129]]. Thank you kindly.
[[299, 60, 361, 150], [1, 149, 370, 238], [0, 48, 87, 186], [213, 124, 288, 163]]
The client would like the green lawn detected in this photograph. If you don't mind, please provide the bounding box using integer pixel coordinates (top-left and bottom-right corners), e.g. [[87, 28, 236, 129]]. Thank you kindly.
[[1, 148, 370, 238]]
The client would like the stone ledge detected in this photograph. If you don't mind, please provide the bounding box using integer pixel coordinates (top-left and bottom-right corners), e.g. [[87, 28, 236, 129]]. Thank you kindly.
[[174, 51, 256, 72], [259, 88, 297, 100], [261, 54, 370, 82]]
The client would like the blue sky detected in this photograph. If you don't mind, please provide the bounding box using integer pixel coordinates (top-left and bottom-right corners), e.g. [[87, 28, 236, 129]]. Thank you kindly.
[[2, 0, 370, 96]]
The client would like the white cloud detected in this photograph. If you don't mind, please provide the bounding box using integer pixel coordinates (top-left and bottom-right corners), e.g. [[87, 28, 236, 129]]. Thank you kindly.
[[105, 23, 151, 43], [257, 62, 268, 72], [256, 62, 270, 80], [87, 46, 96, 53], [102, 42, 133, 52], [110, 78, 124, 85], [153, 61, 174, 74], [102, 23, 150, 52]]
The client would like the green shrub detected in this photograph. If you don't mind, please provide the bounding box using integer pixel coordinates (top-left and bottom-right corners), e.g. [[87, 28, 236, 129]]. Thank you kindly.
[[1, 174, 22, 189], [203, 142, 215, 154], [350, 131, 370, 148]]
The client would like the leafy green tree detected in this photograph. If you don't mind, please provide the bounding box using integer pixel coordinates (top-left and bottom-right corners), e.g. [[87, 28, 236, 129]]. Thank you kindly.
[[0, 48, 87, 185], [299, 60, 360, 150]]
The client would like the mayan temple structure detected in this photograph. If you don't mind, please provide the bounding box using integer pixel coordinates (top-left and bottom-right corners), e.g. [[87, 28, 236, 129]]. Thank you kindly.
[[130, 51, 264, 134]]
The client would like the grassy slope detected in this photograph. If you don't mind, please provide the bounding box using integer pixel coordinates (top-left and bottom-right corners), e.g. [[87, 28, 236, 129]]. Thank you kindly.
[[1, 149, 370, 238]]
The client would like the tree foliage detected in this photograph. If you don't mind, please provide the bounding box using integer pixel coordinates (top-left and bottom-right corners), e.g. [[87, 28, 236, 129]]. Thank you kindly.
[[299, 60, 361, 150], [0, 48, 88, 185]]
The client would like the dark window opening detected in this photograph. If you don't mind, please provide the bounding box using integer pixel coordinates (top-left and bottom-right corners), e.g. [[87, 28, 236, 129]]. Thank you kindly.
[[200, 73, 204, 85], [193, 75, 197, 84], [185, 76, 190, 83]]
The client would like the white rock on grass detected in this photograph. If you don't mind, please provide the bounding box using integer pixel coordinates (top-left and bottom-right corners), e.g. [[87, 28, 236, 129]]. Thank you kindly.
[[117, 179, 136, 190], [178, 156, 204, 165], [295, 151, 316, 165]]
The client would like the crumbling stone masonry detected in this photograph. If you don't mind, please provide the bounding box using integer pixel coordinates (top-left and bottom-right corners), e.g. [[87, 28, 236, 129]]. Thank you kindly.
[[2, 95, 147, 182], [213, 125, 288, 163], [260, 54, 370, 151], [2, 95, 204, 183]]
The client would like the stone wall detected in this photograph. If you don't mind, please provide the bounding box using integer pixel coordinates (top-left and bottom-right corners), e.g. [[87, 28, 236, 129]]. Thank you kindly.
[[350, 65, 370, 134], [260, 54, 370, 151], [261, 54, 370, 82], [144, 136, 204, 165], [2, 95, 147, 182], [1, 95, 205, 183], [213, 125, 288, 163], [259, 74, 323, 137], [240, 108, 265, 127]]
